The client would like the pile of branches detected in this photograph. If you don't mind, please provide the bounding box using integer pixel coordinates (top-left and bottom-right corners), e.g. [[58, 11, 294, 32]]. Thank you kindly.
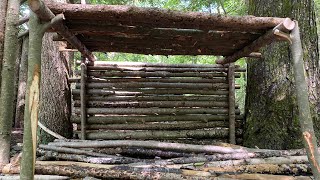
[[5, 140, 314, 179]]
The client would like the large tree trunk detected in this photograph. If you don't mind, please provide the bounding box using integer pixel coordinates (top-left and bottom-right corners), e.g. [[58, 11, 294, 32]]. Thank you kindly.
[[244, 0, 320, 149], [0, 0, 19, 167], [0, 0, 8, 90], [38, 33, 72, 144]]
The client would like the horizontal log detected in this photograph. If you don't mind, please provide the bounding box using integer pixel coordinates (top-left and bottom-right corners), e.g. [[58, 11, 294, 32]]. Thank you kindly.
[[56, 26, 261, 41], [78, 121, 243, 130], [74, 129, 243, 140], [38, 150, 140, 164], [84, 44, 235, 56], [49, 140, 248, 154], [200, 164, 311, 175], [87, 66, 246, 73], [87, 61, 231, 68], [202, 156, 308, 168], [74, 40, 247, 56], [73, 100, 231, 108], [34, 161, 212, 179], [71, 114, 244, 124], [72, 95, 229, 102], [39, 145, 108, 157], [74, 107, 240, 115], [88, 71, 242, 78], [95, 147, 192, 158], [75, 82, 240, 90], [46, 2, 287, 32], [71, 89, 230, 96], [71, 77, 229, 84]]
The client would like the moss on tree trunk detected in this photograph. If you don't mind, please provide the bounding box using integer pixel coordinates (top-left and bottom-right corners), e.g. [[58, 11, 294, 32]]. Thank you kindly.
[[245, 0, 320, 149]]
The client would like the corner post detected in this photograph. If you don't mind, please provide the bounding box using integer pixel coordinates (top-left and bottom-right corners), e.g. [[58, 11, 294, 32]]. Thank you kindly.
[[0, 0, 19, 167], [80, 57, 87, 140], [227, 63, 236, 144], [20, 12, 45, 180], [290, 21, 320, 178]]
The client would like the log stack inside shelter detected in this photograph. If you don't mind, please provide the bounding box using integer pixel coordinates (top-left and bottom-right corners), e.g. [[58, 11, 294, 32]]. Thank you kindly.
[[45, 1, 287, 56]]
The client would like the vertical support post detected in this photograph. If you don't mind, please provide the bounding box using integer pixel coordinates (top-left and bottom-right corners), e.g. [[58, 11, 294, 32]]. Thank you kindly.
[[20, 12, 45, 180], [80, 57, 87, 140], [290, 21, 320, 179], [0, 0, 19, 167], [228, 63, 236, 144]]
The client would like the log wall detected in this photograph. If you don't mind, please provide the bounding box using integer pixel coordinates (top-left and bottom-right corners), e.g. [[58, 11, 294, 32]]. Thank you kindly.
[[70, 61, 245, 144]]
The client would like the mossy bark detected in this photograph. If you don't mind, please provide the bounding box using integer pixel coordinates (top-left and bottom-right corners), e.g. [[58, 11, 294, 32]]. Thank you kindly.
[[245, 0, 320, 149], [20, 12, 45, 180], [0, 0, 19, 167]]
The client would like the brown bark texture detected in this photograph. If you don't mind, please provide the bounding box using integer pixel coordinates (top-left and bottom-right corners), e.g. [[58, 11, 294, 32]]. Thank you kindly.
[[38, 33, 72, 144], [245, 0, 320, 149]]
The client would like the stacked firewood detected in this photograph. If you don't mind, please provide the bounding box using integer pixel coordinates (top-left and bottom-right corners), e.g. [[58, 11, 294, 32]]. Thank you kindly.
[[29, 140, 313, 179]]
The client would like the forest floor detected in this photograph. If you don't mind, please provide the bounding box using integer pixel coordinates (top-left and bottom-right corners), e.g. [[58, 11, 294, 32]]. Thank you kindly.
[[1, 134, 315, 180]]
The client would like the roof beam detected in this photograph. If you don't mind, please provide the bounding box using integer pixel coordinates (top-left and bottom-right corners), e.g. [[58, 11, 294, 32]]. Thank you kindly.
[[216, 18, 295, 64], [28, 0, 95, 62], [45, 1, 288, 32]]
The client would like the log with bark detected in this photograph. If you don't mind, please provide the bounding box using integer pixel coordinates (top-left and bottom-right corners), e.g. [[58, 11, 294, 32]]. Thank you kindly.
[[48, 140, 248, 154], [74, 82, 240, 90], [71, 114, 244, 124], [73, 100, 231, 108], [37, 150, 140, 164], [72, 88, 230, 96], [74, 107, 240, 115], [73, 128, 243, 140], [70, 77, 229, 84], [88, 71, 241, 78], [87, 66, 246, 73], [74, 121, 242, 130], [71, 95, 229, 102]]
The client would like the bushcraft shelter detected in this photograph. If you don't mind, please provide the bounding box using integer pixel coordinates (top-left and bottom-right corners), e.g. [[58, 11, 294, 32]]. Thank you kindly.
[[21, 0, 319, 177]]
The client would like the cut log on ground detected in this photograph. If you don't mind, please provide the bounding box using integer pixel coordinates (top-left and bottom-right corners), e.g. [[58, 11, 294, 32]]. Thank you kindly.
[[48, 140, 248, 154], [37, 150, 140, 164]]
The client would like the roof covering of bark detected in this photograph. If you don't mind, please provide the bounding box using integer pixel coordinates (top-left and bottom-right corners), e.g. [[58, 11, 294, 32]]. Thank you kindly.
[[46, 1, 289, 56]]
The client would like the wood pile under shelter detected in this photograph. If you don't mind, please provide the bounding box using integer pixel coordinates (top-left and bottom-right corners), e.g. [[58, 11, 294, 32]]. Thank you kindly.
[[70, 61, 244, 144], [12, 0, 320, 179]]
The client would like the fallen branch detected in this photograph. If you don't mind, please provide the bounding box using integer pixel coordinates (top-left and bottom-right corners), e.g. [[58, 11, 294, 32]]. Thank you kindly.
[[48, 140, 248, 154], [37, 150, 140, 164]]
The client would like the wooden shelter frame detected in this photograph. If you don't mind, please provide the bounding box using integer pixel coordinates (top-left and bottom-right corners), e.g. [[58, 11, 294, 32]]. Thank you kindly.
[[19, 0, 320, 178]]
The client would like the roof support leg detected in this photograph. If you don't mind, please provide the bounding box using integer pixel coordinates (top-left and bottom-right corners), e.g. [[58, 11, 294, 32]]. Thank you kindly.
[[290, 21, 320, 179], [80, 58, 87, 140], [227, 63, 236, 144], [20, 12, 45, 180]]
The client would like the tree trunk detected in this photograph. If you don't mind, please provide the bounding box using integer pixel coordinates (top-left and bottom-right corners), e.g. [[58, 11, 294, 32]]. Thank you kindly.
[[14, 36, 29, 129], [0, 0, 19, 167], [37, 33, 72, 144], [244, 0, 320, 149], [0, 0, 8, 90]]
